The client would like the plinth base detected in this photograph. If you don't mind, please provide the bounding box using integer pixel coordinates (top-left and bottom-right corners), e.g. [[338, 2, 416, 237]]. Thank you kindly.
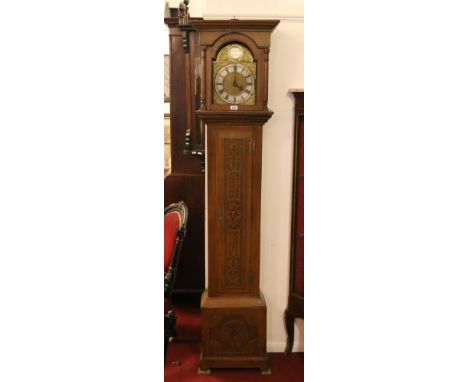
[[199, 290, 270, 374]]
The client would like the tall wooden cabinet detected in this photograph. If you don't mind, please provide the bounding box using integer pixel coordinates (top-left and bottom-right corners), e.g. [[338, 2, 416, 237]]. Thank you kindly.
[[164, 16, 205, 295], [284, 89, 304, 355], [192, 19, 279, 374]]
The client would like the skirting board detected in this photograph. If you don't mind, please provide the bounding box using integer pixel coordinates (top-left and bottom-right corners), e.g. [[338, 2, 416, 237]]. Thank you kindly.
[[267, 341, 304, 353]]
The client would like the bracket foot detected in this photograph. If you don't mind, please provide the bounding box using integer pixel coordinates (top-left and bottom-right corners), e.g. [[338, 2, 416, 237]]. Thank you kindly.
[[198, 368, 211, 375]]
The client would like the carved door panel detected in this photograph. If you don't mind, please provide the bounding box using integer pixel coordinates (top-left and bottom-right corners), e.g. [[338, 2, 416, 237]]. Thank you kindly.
[[207, 125, 261, 297]]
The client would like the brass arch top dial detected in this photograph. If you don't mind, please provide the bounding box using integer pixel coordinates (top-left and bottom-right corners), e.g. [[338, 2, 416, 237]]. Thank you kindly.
[[214, 63, 254, 105], [212, 43, 256, 106]]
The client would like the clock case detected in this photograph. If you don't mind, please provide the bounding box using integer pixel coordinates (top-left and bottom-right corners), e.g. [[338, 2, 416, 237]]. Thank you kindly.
[[191, 19, 278, 112], [191, 19, 279, 374]]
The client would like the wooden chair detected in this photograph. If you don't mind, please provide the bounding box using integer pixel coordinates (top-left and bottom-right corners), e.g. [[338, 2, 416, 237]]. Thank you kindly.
[[164, 201, 188, 365]]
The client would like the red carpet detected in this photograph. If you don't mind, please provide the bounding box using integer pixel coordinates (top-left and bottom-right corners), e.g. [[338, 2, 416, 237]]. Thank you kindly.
[[165, 342, 304, 382], [166, 296, 304, 381], [171, 299, 201, 342]]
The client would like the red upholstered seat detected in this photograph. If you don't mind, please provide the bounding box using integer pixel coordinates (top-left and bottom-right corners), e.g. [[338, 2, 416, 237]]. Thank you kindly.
[[164, 211, 181, 272]]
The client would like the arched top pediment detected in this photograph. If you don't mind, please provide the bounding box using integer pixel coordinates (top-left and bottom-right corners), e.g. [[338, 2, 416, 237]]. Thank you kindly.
[[209, 32, 260, 61]]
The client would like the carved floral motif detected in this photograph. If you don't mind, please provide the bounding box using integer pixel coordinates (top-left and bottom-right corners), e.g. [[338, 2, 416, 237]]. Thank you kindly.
[[224, 139, 244, 288], [209, 315, 257, 353]]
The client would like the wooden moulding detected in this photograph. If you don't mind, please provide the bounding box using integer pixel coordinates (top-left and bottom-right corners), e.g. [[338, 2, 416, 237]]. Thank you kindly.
[[191, 19, 280, 32], [201, 289, 266, 308], [197, 110, 273, 125]]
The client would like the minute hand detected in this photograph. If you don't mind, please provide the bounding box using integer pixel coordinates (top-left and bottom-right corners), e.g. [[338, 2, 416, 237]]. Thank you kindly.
[[233, 65, 239, 88]]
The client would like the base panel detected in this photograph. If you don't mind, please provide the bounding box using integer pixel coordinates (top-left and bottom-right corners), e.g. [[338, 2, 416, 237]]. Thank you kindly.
[[200, 290, 269, 372]]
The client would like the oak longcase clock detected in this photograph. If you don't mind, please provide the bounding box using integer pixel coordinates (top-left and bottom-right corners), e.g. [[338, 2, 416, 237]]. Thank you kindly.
[[192, 19, 279, 375]]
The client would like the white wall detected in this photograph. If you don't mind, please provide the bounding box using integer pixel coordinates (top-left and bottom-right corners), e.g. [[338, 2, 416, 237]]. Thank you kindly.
[[163, 0, 304, 352], [261, 18, 304, 353]]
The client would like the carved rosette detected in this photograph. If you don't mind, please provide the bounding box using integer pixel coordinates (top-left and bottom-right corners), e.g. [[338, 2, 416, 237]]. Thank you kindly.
[[223, 139, 244, 288], [209, 315, 258, 354]]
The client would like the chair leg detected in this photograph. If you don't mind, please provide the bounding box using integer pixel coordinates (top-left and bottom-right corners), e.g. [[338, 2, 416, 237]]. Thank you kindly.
[[284, 309, 295, 355], [168, 310, 176, 338], [164, 315, 169, 366], [164, 334, 168, 366], [164, 310, 177, 366]]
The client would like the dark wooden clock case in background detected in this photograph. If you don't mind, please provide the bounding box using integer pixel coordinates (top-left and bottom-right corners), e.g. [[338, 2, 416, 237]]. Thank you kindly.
[[164, 17, 205, 296], [284, 90, 304, 355], [191, 19, 279, 374]]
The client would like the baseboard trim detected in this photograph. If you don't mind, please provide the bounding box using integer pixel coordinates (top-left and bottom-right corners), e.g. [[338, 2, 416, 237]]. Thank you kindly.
[[267, 341, 304, 353]]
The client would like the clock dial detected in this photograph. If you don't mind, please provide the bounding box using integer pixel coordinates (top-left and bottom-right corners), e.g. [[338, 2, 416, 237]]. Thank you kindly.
[[214, 63, 255, 105], [212, 43, 256, 106]]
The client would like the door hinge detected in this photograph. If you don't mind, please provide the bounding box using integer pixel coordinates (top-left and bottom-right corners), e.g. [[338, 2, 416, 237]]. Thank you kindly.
[[248, 139, 256, 155]]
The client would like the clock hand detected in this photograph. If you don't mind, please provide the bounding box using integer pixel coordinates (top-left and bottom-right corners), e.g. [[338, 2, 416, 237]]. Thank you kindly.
[[232, 65, 239, 89], [235, 68, 244, 91]]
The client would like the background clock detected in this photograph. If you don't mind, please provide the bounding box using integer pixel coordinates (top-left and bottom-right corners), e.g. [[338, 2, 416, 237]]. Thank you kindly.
[[212, 43, 256, 105]]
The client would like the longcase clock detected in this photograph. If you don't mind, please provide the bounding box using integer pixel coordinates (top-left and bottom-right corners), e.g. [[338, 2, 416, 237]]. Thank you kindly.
[[191, 19, 279, 374]]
